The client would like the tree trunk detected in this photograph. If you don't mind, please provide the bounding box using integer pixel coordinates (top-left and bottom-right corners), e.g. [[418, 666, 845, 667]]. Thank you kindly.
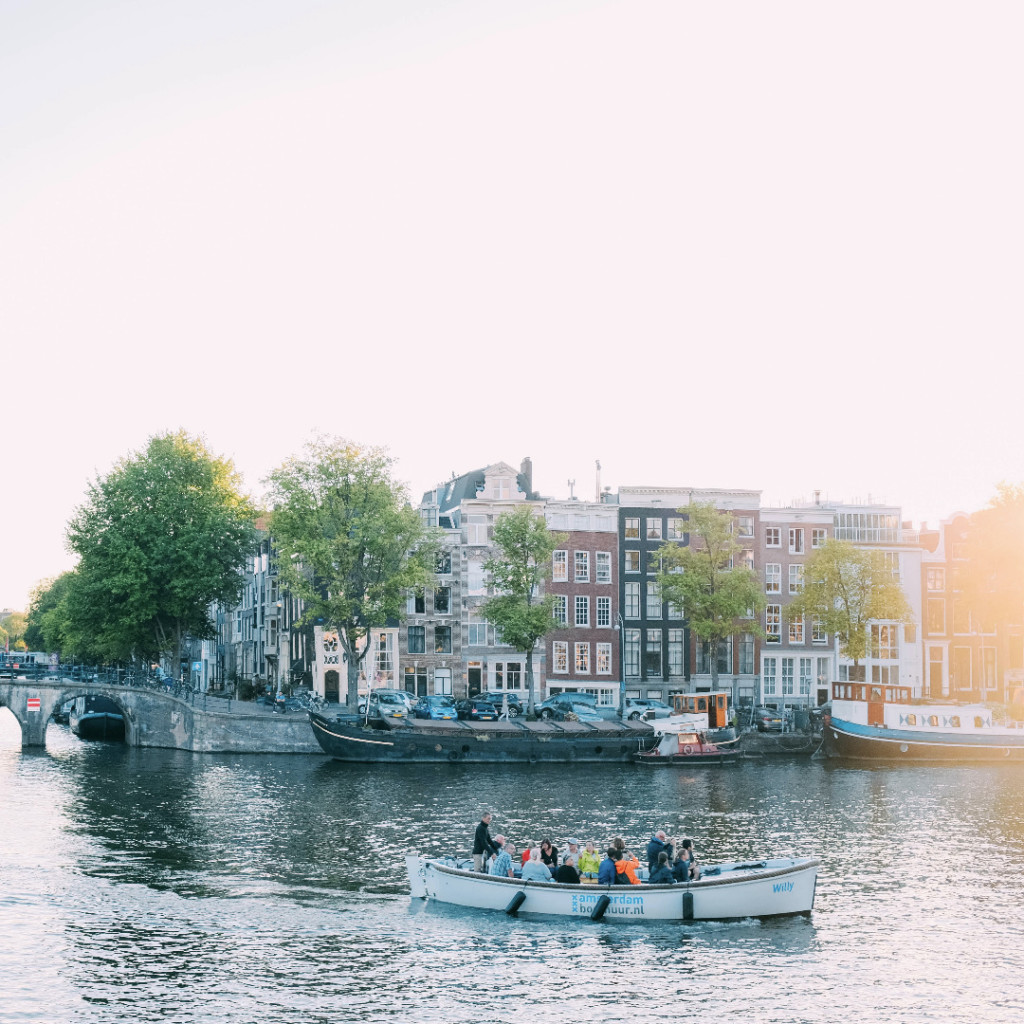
[[343, 634, 361, 708], [524, 643, 537, 717]]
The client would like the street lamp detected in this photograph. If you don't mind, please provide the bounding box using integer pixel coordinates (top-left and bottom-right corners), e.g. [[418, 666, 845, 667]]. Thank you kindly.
[[615, 612, 626, 719]]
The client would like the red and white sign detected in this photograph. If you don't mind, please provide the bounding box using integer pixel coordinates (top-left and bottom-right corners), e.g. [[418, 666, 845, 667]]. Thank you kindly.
[[26, 697, 41, 713]]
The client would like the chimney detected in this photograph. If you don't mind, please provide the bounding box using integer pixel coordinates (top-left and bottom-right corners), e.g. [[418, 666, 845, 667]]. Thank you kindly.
[[595, 460, 602, 502], [813, 489, 821, 506], [520, 457, 533, 495]]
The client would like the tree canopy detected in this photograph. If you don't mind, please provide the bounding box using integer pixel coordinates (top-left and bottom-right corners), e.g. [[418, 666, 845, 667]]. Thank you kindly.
[[65, 431, 257, 668], [266, 436, 436, 707], [785, 538, 911, 668], [656, 502, 765, 690], [1, 610, 27, 651], [481, 505, 564, 716], [959, 484, 1024, 629]]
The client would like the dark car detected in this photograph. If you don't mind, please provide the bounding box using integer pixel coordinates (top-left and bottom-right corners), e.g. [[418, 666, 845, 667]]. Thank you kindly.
[[455, 697, 500, 721], [750, 706, 783, 732], [412, 695, 459, 720], [477, 691, 524, 718], [537, 692, 618, 721]]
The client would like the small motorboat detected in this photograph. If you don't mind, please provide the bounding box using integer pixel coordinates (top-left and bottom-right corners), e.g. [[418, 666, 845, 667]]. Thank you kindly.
[[634, 715, 739, 766], [407, 854, 819, 921]]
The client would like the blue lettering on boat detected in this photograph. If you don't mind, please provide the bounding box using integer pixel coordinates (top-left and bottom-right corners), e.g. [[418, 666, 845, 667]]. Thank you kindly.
[[773, 881, 794, 893], [571, 893, 645, 916]]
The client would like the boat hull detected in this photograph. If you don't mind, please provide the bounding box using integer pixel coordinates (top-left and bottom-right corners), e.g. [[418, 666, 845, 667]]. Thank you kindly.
[[309, 712, 654, 763], [407, 855, 819, 921], [827, 717, 1024, 763], [70, 695, 125, 741], [634, 749, 740, 766]]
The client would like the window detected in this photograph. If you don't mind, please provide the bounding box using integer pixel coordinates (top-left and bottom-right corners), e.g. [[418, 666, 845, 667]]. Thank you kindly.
[[624, 517, 640, 539], [553, 641, 568, 673], [405, 666, 428, 697], [789, 528, 804, 554], [596, 596, 611, 628], [434, 668, 452, 695], [596, 551, 611, 583], [467, 617, 488, 646], [927, 598, 945, 633], [552, 595, 568, 626], [812, 617, 827, 644], [646, 518, 662, 540], [624, 550, 640, 572], [812, 528, 827, 548], [624, 629, 641, 677], [883, 551, 900, 582], [871, 624, 898, 660], [646, 583, 662, 619], [789, 617, 804, 644], [575, 595, 590, 627], [736, 516, 754, 538], [765, 527, 781, 547], [596, 643, 612, 674], [434, 587, 450, 614], [927, 568, 946, 591], [436, 550, 452, 575], [465, 514, 487, 545], [739, 634, 755, 674], [667, 518, 686, 540], [624, 582, 641, 618], [552, 550, 568, 581], [467, 560, 485, 595], [982, 647, 996, 691], [765, 563, 781, 594], [575, 642, 590, 673], [494, 662, 522, 689], [789, 564, 804, 594], [434, 626, 452, 653], [782, 658, 795, 695], [763, 656, 778, 696], [408, 590, 425, 614], [953, 601, 971, 634], [574, 551, 590, 582], [408, 626, 425, 654], [766, 605, 781, 643], [668, 629, 684, 675], [645, 630, 662, 676]]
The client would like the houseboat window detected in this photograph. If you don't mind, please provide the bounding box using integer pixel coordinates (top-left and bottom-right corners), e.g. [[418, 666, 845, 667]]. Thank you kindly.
[[928, 715, 939, 727], [906, 714, 917, 725], [871, 687, 883, 701], [697, 698, 707, 711], [885, 689, 892, 702], [974, 716, 984, 728], [949, 716, 960, 728]]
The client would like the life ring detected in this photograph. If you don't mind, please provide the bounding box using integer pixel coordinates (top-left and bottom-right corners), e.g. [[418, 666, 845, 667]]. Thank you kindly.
[[682, 744, 694, 755]]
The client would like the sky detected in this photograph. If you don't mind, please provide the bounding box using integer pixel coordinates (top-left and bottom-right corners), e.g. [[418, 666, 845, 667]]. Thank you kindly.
[[3, 0, 1023, 612]]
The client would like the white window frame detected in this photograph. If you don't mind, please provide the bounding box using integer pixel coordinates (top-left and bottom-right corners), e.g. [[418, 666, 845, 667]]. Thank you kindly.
[[765, 527, 781, 547], [552, 641, 569, 673], [789, 564, 804, 594], [812, 528, 827, 548], [552, 550, 568, 582], [646, 517, 662, 540], [596, 643, 612, 674], [789, 528, 804, 554], [624, 550, 640, 573], [763, 656, 778, 696], [765, 563, 781, 594], [596, 595, 611, 628], [595, 551, 612, 584], [624, 582, 640, 619], [789, 616, 805, 645], [575, 642, 590, 674], [574, 550, 590, 583], [575, 595, 590, 628], [646, 582, 662, 619], [666, 518, 686, 540], [766, 605, 781, 644], [552, 594, 568, 626], [736, 516, 754, 538]]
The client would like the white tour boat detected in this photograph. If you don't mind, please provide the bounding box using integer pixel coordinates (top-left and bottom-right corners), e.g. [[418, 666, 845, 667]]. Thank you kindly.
[[406, 854, 819, 921]]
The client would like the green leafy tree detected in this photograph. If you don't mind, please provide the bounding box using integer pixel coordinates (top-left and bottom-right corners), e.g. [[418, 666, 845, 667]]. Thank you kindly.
[[266, 437, 436, 708], [1, 611, 27, 650], [65, 431, 257, 671], [482, 505, 564, 717], [656, 502, 765, 694], [785, 538, 912, 673], [959, 484, 1024, 630]]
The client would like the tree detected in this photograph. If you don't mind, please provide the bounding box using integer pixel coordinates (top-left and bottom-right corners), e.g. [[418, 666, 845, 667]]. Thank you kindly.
[[481, 505, 564, 717], [24, 574, 73, 655], [1, 611, 27, 651], [960, 484, 1024, 629], [65, 431, 257, 671], [785, 538, 912, 673], [266, 437, 436, 708], [656, 502, 765, 694]]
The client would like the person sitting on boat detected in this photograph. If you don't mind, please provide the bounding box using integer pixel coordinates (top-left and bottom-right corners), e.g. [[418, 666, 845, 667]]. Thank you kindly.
[[672, 838, 700, 881], [598, 848, 619, 885], [489, 838, 516, 878], [520, 848, 554, 882], [614, 848, 641, 885], [647, 851, 675, 885], [539, 839, 559, 870], [577, 842, 600, 880], [520, 843, 534, 867], [560, 839, 581, 866], [646, 830, 674, 874], [554, 855, 581, 885], [473, 812, 499, 873]]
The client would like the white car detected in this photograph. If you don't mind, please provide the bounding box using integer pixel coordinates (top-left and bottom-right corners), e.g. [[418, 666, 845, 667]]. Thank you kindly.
[[358, 690, 415, 718]]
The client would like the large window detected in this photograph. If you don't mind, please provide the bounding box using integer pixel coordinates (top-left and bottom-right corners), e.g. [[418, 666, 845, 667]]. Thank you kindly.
[[799, 657, 813, 696], [575, 642, 590, 673], [434, 587, 451, 614], [668, 629, 685, 675], [789, 528, 804, 554], [812, 528, 827, 548], [552, 550, 568, 582], [467, 560, 485, 595], [811, 616, 827, 644], [789, 616, 804, 644], [553, 641, 568, 673], [766, 605, 781, 644], [552, 595, 568, 626], [574, 551, 590, 582], [646, 518, 663, 540], [765, 564, 781, 594], [667, 518, 686, 540], [624, 582, 641, 619], [467, 617, 488, 646], [765, 527, 781, 547], [735, 516, 754, 538], [596, 551, 612, 583], [433, 668, 452, 695], [436, 551, 452, 575], [763, 656, 777, 696], [927, 598, 945, 633], [645, 630, 662, 676], [739, 634, 755, 674], [596, 643, 612, 674], [596, 596, 611, 628], [782, 657, 794, 695], [624, 629, 641, 677], [465, 515, 487, 545], [434, 626, 452, 653], [871, 624, 898, 660], [927, 568, 946, 591], [624, 517, 640, 539], [789, 564, 804, 594], [624, 550, 640, 572], [575, 595, 590, 627], [408, 590, 425, 614], [646, 583, 662, 619], [408, 626, 425, 653]]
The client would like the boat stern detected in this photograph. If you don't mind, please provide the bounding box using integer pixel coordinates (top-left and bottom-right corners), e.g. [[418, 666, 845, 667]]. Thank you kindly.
[[406, 854, 428, 898]]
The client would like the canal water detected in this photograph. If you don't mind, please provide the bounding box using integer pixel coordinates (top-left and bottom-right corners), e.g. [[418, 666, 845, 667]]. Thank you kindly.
[[2, 717, 1024, 1024]]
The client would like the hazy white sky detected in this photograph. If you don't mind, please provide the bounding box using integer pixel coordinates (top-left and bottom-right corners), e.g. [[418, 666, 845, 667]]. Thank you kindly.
[[3, 0, 1023, 612]]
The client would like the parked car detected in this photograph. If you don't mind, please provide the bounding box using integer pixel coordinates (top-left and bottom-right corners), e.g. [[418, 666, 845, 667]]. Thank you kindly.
[[455, 697, 500, 721], [624, 698, 674, 721], [537, 692, 618, 721], [358, 689, 414, 718], [750, 706, 784, 732], [552, 702, 605, 724], [477, 691, 524, 718], [412, 695, 459, 720]]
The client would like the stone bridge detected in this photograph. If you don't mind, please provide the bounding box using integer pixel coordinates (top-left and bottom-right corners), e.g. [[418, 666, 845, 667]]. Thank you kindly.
[[0, 678, 322, 754]]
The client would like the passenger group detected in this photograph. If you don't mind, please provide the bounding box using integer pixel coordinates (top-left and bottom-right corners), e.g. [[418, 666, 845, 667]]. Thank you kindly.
[[473, 813, 701, 886]]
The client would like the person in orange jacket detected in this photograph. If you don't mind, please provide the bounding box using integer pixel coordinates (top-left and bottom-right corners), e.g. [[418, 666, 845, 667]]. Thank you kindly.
[[614, 847, 641, 885]]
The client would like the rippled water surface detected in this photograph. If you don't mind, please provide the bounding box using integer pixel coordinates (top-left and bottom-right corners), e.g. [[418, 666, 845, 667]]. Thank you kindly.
[[2, 717, 1024, 1024]]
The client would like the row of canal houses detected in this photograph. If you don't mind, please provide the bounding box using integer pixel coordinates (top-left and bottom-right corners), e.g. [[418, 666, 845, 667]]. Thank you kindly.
[[197, 457, 1024, 713]]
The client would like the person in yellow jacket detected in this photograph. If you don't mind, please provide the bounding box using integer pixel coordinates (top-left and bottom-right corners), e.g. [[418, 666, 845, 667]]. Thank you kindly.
[[577, 841, 601, 880]]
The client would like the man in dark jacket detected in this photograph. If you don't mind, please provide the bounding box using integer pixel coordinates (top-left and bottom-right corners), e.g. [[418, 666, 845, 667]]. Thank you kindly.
[[473, 812, 499, 872], [646, 830, 674, 874]]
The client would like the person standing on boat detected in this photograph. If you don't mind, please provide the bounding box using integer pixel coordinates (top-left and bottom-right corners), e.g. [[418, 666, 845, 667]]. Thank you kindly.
[[489, 838, 516, 878], [646, 830, 674, 874], [473, 812, 499, 872], [521, 848, 553, 882]]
